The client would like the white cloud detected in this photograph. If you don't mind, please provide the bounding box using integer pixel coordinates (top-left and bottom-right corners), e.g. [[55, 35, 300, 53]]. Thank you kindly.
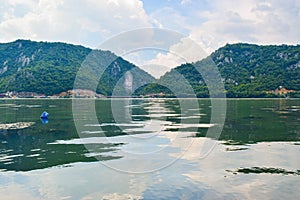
[[189, 0, 300, 53], [1, 0, 299, 52], [180, 0, 192, 5], [0, 0, 152, 48], [170, 37, 208, 62], [143, 37, 208, 77]]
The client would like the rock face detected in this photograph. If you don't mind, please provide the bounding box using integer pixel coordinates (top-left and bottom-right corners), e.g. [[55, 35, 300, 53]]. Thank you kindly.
[[0, 122, 35, 130]]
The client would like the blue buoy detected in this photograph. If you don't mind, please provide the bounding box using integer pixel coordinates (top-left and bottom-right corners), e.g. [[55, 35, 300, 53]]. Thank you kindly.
[[40, 111, 49, 119]]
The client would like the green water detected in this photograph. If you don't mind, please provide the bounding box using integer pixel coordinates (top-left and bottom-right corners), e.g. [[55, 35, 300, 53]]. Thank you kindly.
[[0, 98, 299, 199]]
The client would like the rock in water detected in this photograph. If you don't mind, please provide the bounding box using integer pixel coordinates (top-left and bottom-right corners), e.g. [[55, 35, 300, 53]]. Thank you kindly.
[[0, 122, 35, 130]]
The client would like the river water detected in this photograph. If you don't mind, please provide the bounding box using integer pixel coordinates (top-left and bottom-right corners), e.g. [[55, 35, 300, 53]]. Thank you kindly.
[[0, 98, 299, 199]]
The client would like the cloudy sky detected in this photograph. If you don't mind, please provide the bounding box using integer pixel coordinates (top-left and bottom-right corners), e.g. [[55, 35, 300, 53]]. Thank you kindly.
[[1, 0, 300, 77]]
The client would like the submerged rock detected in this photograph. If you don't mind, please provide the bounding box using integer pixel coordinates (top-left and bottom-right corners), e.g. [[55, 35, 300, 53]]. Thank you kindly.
[[0, 122, 35, 130], [226, 167, 300, 175]]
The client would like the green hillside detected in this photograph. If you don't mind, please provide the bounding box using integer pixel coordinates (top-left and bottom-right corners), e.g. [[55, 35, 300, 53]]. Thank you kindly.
[[140, 43, 300, 98], [0, 40, 154, 96], [1, 41, 299, 98]]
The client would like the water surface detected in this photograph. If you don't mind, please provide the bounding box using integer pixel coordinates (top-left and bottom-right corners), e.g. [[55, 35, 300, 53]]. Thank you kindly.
[[0, 98, 299, 199]]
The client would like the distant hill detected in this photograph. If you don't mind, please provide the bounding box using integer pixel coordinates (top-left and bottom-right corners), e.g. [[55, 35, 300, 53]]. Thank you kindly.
[[139, 43, 300, 98], [1, 41, 299, 98], [0, 40, 154, 96]]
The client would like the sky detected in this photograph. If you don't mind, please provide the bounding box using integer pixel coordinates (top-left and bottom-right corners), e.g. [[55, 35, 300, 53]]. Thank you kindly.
[[0, 0, 300, 77]]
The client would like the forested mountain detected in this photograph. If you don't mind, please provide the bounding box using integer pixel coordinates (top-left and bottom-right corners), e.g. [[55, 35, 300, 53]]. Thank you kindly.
[[0, 40, 154, 96], [0, 41, 299, 98], [140, 43, 300, 98]]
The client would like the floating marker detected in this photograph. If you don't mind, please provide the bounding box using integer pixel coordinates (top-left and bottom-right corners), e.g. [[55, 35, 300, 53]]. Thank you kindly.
[[40, 111, 49, 118]]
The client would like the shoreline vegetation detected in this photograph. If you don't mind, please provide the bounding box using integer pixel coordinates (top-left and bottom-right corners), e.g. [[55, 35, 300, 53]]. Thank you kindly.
[[0, 87, 299, 99], [0, 94, 299, 99]]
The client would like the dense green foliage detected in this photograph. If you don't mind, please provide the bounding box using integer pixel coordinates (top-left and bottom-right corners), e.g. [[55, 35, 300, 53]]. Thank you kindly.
[[0, 40, 154, 96], [215, 43, 300, 97], [141, 43, 300, 98], [1, 41, 299, 98]]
